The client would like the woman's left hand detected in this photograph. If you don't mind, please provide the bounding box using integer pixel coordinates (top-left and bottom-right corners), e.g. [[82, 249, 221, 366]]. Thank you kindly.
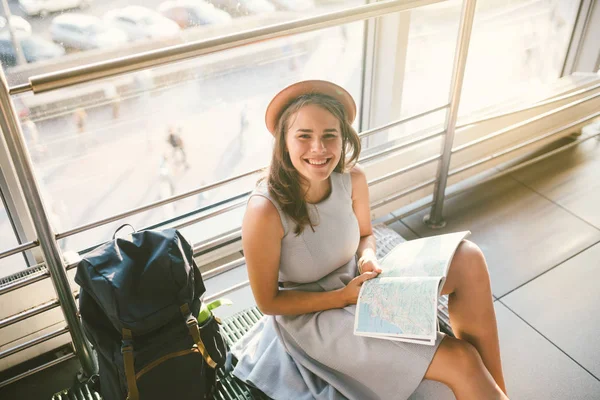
[[358, 254, 382, 274]]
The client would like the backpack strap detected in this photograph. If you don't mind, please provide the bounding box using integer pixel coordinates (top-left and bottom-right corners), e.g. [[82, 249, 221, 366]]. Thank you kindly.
[[121, 328, 140, 400], [180, 304, 217, 368]]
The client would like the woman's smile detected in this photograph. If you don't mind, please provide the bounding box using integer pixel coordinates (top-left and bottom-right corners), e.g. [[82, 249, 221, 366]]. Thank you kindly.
[[305, 157, 332, 167]]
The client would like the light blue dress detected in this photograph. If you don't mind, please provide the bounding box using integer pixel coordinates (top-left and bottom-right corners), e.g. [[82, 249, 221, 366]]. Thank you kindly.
[[231, 172, 453, 400]]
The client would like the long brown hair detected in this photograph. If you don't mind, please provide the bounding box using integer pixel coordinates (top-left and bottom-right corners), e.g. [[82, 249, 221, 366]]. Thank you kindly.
[[264, 93, 361, 235]]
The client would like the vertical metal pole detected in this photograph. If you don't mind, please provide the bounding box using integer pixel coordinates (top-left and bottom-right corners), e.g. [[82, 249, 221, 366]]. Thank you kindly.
[[0, 72, 97, 375], [0, 0, 26, 66], [424, 0, 477, 228]]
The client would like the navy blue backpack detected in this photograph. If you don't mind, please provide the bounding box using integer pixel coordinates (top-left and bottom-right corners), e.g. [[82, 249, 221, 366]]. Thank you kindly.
[[75, 227, 227, 400]]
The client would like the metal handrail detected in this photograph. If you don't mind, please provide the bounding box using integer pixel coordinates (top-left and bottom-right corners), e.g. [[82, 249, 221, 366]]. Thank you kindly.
[[7, 113, 595, 300], [54, 106, 446, 242], [360, 129, 445, 163], [0, 351, 76, 389], [449, 112, 600, 177], [368, 155, 440, 186], [371, 178, 437, 209], [1, 56, 97, 375], [55, 170, 262, 240], [386, 130, 600, 225], [9, 0, 446, 95], [452, 90, 600, 154], [358, 105, 448, 139], [194, 227, 244, 256], [0, 326, 69, 360], [0, 240, 38, 261], [204, 281, 251, 303], [171, 197, 249, 231], [0, 270, 49, 296], [0, 299, 60, 330], [203, 258, 247, 280], [455, 81, 600, 130], [4, 100, 597, 298]]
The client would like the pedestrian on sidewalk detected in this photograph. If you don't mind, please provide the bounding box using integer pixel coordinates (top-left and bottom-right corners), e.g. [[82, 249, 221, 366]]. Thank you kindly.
[[166, 125, 189, 169]]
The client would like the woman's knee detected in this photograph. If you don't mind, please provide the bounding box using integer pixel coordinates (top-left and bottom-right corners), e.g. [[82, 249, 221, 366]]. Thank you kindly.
[[426, 336, 485, 385], [447, 337, 482, 372], [451, 241, 490, 287]]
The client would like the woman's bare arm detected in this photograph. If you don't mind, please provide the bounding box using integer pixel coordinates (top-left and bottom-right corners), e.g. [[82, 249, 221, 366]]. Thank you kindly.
[[243, 196, 361, 316], [350, 165, 379, 271]]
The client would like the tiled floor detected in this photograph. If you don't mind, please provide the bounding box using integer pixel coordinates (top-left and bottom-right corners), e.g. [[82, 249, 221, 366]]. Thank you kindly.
[[401, 137, 600, 399], [2, 137, 600, 399]]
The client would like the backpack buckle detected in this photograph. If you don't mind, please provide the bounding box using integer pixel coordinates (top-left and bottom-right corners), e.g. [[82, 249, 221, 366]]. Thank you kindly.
[[121, 342, 133, 355], [186, 316, 198, 328]]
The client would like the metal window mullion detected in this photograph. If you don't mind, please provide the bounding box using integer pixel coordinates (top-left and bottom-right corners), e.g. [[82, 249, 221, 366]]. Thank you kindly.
[[358, 11, 378, 134], [0, 69, 97, 376], [561, 0, 594, 76], [0, 137, 38, 266]]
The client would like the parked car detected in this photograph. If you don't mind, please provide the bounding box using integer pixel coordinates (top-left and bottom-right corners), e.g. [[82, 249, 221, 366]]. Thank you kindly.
[[0, 34, 65, 67], [104, 6, 181, 41], [209, 0, 275, 17], [50, 14, 128, 51], [269, 0, 315, 12], [18, 0, 92, 17], [0, 16, 32, 37], [158, 0, 232, 28]]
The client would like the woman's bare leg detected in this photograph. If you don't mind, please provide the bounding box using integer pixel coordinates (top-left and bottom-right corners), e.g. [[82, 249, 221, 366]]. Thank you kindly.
[[424, 336, 508, 400], [440, 240, 507, 393]]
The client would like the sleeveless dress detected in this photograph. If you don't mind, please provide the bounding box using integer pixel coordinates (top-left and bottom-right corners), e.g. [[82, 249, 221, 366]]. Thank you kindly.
[[231, 172, 446, 400]]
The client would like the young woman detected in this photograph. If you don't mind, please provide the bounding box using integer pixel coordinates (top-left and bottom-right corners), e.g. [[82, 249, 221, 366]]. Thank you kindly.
[[231, 80, 509, 400]]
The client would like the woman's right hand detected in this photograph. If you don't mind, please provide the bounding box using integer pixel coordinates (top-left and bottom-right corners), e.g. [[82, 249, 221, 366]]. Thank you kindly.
[[340, 271, 380, 306]]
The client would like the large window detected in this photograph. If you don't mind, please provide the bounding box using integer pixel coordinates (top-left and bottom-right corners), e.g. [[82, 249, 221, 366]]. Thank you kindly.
[[460, 0, 580, 115], [1, 0, 366, 85], [0, 0, 583, 256], [6, 1, 367, 253], [361, 0, 580, 150]]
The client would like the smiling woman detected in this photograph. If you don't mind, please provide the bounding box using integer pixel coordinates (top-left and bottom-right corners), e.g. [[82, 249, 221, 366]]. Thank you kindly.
[[232, 79, 447, 399], [264, 80, 361, 232]]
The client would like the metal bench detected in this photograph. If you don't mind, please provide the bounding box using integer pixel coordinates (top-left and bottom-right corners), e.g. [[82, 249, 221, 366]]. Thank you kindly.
[[52, 224, 455, 400]]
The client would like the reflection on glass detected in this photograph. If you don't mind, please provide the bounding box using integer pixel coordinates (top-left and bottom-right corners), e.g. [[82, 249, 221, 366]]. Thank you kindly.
[[370, 0, 579, 147], [459, 0, 579, 114], [1, 0, 366, 84], [12, 16, 365, 252]]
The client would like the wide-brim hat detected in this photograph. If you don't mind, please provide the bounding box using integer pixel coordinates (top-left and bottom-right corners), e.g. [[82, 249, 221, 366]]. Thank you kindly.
[[265, 80, 357, 136]]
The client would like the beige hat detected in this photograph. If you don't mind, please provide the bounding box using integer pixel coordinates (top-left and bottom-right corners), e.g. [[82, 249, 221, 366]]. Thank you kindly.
[[265, 80, 357, 136]]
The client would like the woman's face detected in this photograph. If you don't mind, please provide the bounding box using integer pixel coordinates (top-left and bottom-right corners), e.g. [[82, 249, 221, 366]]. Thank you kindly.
[[284, 104, 343, 186]]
